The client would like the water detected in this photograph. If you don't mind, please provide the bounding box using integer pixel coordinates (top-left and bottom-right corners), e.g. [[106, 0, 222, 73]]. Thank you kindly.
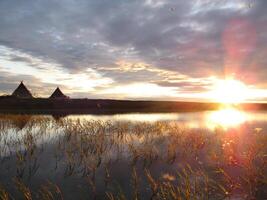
[[68, 109, 267, 131], [0, 108, 266, 199]]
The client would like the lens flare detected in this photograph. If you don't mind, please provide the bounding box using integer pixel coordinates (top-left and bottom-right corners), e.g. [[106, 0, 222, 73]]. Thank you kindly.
[[209, 79, 250, 103], [207, 108, 248, 129]]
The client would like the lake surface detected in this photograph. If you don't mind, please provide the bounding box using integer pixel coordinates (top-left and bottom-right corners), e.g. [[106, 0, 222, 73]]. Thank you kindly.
[[68, 108, 267, 130], [0, 108, 266, 199]]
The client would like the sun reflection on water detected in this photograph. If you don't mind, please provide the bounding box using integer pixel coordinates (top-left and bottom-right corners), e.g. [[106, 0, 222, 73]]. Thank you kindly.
[[65, 108, 267, 131], [206, 108, 248, 129]]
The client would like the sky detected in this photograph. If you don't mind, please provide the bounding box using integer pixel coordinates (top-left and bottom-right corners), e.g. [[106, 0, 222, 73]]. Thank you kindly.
[[0, 0, 267, 101]]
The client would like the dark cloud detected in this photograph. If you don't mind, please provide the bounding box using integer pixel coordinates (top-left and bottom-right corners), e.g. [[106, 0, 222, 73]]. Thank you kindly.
[[0, 0, 266, 97], [153, 80, 213, 93]]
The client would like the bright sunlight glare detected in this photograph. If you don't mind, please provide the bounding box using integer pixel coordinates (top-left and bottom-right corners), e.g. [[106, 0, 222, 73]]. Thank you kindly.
[[207, 108, 248, 129], [209, 79, 250, 103]]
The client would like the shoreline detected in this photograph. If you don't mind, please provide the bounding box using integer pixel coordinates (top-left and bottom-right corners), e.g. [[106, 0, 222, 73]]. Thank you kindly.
[[0, 97, 266, 114]]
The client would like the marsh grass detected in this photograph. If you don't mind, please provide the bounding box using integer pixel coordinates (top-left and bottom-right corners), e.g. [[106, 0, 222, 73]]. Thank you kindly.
[[0, 115, 266, 199]]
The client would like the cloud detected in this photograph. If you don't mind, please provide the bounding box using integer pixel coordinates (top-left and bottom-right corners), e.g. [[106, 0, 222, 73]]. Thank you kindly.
[[0, 70, 59, 97], [0, 45, 113, 96], [0, 0, 267, 100]]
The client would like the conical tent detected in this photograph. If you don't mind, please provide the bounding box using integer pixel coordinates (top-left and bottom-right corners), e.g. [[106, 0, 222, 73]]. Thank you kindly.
[[50, 87, 69, 99], [12, 82, 33, 98]]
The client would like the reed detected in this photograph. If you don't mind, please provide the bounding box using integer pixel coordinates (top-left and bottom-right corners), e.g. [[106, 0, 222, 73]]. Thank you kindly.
[[0, 115, 265, 199]]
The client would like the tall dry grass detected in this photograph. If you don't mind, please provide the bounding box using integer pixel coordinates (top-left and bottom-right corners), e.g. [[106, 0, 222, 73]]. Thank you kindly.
[[0, 115, 266, 199]]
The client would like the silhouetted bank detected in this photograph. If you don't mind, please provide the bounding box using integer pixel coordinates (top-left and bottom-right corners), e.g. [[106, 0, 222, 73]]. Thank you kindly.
[[0, 95, 221, 114], [0, 95, 266, 114], [1, 82, 266, 114]]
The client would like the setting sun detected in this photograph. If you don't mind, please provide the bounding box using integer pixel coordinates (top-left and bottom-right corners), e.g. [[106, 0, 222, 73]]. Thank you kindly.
[[209, 79, 250, 103]]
